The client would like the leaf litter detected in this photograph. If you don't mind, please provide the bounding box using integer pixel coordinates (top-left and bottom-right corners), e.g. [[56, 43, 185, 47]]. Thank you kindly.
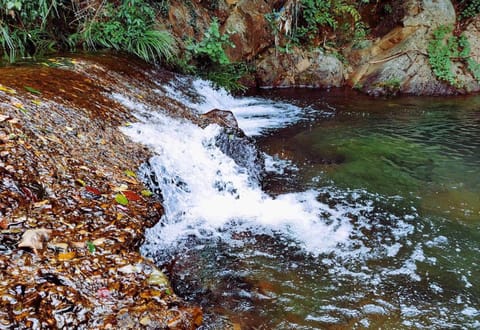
[[0, 55, 202, 329]]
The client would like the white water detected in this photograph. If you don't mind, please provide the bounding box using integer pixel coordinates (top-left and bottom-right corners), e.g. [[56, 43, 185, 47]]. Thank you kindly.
[[114, 79, 416, 258], [162, 77, 303, 136], [117, 93, 353, 255]]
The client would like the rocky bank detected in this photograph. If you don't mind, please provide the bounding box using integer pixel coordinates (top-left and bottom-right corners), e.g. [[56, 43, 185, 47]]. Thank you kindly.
[[160, 0, 480, 95]]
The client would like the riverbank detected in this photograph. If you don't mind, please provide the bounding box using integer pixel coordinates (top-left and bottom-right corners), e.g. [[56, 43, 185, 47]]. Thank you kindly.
[[0, 55, 202, 329]]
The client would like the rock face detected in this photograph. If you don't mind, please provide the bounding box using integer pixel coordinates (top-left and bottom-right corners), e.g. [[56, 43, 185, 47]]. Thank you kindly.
[[346, 0, 480, 95], [159, 0, 480, 95], [255, 47, 345, 88]]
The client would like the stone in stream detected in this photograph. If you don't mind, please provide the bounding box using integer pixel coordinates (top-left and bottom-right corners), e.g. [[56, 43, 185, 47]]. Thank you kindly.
[[200, 109, 265, 185]]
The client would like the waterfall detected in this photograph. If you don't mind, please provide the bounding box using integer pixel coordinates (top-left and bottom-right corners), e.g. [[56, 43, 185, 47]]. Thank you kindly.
[[116, 89, 353, 256]]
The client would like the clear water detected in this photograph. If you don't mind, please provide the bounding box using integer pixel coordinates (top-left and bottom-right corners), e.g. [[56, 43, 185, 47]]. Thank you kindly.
[[118, 82, 480, 329]]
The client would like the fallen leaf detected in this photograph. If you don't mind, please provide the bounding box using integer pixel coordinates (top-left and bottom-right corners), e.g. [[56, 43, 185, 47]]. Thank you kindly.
[[86, 241, 96, 253], [97, 287, 111, 299], [33, 200, 50, 208], [123, 190, 141, 201], [18, 228, 52, 254], [0, 114, 10, 122], [115, 193, 129, 206], [75, 178, 86, 187], [0, 218, 8, 229], [141, 190, 153, 197], [24, 86, 41, 95], [124, 170, 137, 178], [32, 99, 42, 106], [118, 264, 142, 274], [85, 186, 102, 195], [113, 184, 129, 192], [58, 251, 76, 261], [147, 270, 169, 287], [139, 316, 151, 326], [0, 84, 16, 94], [92, 237, 106, 246]]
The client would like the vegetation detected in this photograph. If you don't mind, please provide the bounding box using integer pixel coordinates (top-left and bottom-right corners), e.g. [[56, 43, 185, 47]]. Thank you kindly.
[[184, 18, 247, 92], [0, 0, 61, 60], [71, 0, 176, 63], [0, 0, 176, 63], [427, 25, 480, 87], [266, 0, 369, 52], [458, 0, 480, 19]]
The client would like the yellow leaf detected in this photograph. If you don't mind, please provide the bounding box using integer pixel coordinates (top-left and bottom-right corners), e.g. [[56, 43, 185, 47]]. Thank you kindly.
[[0, 84, 16, 94], [58, 251, 76, 261], [32, 100, 42, 106]]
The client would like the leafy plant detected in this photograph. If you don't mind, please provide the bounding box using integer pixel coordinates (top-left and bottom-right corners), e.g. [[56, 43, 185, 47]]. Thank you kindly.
[[459, 0, 480, 19], [266, 0, 366, 51], [427, 25, 480, 87], [0, 0, 60, 61], [428, 25, 457, 86], [73, 0, 176, 63], [185, 18, 247, 92], [187, 18, 233, 65]]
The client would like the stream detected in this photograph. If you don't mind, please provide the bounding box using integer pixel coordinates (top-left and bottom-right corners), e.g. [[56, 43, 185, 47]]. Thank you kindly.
[[119, 80, 480, 329]]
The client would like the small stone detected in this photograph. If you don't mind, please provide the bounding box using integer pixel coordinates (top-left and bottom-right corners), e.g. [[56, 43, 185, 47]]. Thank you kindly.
[[48, 242, 69, 252], [139, 316, 151, 326], [147, 270, 169, 287]]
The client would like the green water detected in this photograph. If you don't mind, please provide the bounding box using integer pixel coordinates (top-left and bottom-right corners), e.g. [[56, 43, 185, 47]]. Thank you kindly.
[[250, 89, 480, 328], [258, 89, 480, 224]]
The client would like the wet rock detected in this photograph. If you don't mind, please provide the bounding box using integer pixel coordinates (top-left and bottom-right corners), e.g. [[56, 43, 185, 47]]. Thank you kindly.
[[200, 109, 265, 184], [200, 109, 239, 131]]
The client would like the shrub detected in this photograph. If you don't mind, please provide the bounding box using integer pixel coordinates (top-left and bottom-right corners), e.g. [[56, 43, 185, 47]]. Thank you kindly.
[[185, 18, 247, 92], [0, 0, 60, 61], [72, 0, 176, 63]]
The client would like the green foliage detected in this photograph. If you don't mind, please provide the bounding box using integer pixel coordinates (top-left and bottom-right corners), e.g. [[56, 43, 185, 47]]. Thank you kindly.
[[187, 18, 233, 65], [266, 0, 366, 50], [185, 18, 246, 92], [0, 0, 59, 61], [428, 25, 457, 86], [428, 25, 480, 87], [0, 0, 176, 64], [73, 0, 176, 63], [460, 0, 480, 19]]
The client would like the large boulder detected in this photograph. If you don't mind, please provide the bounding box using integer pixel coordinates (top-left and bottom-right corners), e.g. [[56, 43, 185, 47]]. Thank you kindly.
[[346, 0, 480, 95], [255, 47, 345, 88]]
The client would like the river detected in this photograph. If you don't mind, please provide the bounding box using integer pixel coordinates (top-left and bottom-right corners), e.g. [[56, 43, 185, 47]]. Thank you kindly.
[[120, 79, 480, 329]]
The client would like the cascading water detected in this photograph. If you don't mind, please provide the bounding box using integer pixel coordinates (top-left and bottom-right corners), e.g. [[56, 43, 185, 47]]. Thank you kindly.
[[113, 78, 479, 329]]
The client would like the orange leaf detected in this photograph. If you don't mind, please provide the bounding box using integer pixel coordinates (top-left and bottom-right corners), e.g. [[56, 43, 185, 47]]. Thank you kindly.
[[85, 186, 102, 195], [123, 190, 141, 201]]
